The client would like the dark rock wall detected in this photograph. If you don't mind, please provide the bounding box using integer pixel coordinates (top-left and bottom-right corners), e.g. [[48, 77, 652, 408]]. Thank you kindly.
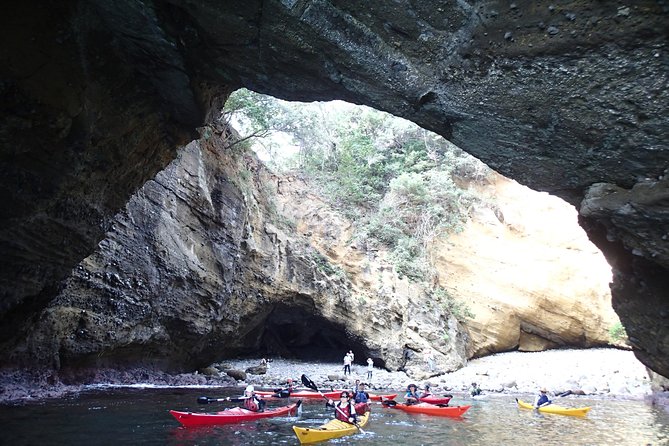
[[1, 1, 667, 376], [13, 134, 364, 372]]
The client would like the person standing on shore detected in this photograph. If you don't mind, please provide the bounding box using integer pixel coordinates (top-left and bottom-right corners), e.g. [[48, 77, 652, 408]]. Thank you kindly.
[[423, 348, 436, 372], [366, 357, 374, 380], [343, 352, 352, 375], [533, 388, 552, 408]]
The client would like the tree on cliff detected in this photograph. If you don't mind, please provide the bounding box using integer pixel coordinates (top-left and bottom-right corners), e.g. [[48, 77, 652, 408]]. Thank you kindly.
[[225, 88, 494, 283]]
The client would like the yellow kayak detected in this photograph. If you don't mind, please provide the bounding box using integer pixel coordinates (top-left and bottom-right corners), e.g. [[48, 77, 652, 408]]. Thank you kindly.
[[516, 398, 591, 417], [292, 411, 370, 444]]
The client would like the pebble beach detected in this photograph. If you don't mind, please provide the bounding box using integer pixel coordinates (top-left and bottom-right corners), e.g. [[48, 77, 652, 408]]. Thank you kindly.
[[225, 348, 654, 400], [1, 348, 663, 405]]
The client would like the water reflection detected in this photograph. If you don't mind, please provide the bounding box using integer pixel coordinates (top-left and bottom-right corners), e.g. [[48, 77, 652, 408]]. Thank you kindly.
[[1, 388, 668, 445]]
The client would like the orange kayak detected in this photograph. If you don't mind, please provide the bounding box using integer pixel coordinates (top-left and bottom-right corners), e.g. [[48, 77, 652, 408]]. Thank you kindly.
[[368, 393, 398, 401], [418, 395, 452, 405]]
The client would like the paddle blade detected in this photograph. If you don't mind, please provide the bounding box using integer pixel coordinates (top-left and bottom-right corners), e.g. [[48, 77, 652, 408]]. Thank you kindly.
[[197, 396, 210, 404], [296, 399, 303, 416], [381, 399, 397, 406], [301, 374, 318, 391]]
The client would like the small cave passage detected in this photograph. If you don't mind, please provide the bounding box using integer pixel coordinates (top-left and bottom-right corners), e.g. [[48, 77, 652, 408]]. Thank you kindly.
[[253, 304, 379, 366]]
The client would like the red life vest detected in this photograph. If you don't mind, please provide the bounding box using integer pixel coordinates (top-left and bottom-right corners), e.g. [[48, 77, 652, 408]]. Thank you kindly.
[[244, 396, 260, 412], [334, 401, 354, 422]]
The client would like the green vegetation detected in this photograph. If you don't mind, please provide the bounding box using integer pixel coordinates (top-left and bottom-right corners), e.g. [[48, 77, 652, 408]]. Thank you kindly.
[[309, 250, 347, 281], [224, 88, 492, 285], [609, 321, 628, 343], [433, 287, 475, 322]]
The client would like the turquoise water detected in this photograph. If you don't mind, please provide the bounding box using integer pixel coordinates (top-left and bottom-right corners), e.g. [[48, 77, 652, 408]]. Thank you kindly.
[[1, 387, 668, 445]]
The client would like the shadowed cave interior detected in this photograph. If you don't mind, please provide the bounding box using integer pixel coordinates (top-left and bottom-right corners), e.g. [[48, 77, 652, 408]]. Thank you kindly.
[[238, 304, 383, 368]]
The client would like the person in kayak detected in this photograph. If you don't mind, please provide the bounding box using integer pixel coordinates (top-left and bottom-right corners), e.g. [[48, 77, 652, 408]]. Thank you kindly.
[[422, 384, 432, 397], [326, 391, 358, 424], [272, 378, 294, 398], [470, 382, 482, 396], [405, 383, 422, 405], [353, 382, 370, 403], [226, 385, 266, 412], [533, 388, 552, 408]]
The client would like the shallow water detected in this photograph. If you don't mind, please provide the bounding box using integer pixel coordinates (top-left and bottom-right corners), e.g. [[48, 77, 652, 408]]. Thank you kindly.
[[1, 387, 668, 445]]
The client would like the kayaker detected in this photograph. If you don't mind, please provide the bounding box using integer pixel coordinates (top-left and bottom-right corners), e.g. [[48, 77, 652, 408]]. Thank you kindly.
[[350, 379, 360, 394], [533, 388, 552, 408], [470, 382, 482, 396], [226, 385, 266, 412], [422, 384, 432, 397], [404, 383, 421, 405], [326, 391, 358, 424], [353, 382, 370, 403], [272, 378, 294, 398]]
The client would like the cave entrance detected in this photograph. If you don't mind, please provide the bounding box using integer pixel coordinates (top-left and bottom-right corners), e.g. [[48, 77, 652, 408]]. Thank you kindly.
[[253, 303, 374, 365]]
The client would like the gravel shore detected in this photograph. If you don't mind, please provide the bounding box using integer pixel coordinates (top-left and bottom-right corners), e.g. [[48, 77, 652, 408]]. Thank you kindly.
[[0, 348, 659, 405], [226, 348, 653, 399]]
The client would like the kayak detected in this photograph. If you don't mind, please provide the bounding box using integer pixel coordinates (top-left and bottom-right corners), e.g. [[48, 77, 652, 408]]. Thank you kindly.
[[516, 399, 591, 417], [169, 401, 301, 427], [255, 389, 340, 399], [368, 393, 397, 401], [385, 402, 471, 417], [418, 395, 452, 405], [292, 410, 370, 444]]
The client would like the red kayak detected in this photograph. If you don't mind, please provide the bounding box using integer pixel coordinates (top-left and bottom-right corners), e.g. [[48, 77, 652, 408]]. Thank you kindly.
[[419, 395, 452, 405], [255, 389, 340, 399], [368, 393, 398, 401], [385, 402, 471, 417], [170, 402, 301, 427]]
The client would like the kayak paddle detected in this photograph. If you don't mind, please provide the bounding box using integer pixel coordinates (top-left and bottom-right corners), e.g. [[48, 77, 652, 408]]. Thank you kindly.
[[301, 374, 365, 433], [198, 396, 228, 404], [197, 395, 248, 404]]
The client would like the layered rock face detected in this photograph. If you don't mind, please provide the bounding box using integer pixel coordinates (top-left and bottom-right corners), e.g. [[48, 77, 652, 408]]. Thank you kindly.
[[10, 128, 616, 382], [1, 1, 667, 376], [14, 133, 468, 376]]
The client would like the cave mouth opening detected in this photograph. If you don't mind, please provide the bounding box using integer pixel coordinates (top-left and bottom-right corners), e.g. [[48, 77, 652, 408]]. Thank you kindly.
[[248, 303, 383, 367]]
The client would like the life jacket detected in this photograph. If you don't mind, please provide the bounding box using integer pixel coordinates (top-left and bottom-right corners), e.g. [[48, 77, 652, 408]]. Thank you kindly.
[[405, 390, 420, 399], [536, 394, 550, 406], [354, 402, 370, 414], [334, 401, 355, 422], [243, 395, 262, 412], [354, 390, 369, 403]]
